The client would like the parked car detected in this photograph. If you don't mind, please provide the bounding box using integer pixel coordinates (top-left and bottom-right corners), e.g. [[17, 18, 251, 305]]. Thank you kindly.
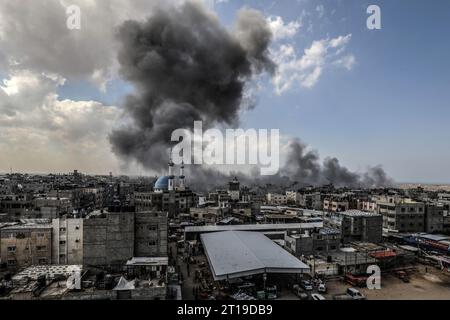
[[318, 283, 327, 293], [311, 293, 326, 300], [346, 288, 365, 300], [333, 288, 366, 300], [300, 280, 313, 291]]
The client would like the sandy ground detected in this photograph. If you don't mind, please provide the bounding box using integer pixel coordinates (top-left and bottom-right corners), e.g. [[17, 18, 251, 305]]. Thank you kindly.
[[325, 265, 450, 300]]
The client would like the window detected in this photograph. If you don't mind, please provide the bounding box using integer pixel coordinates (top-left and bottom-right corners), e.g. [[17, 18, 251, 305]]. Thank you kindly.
[[60, 228, 66, 232], [36, 246, 46, 251], [38, 258, 47, 264], [7, 246, 16, 253], [59, 241, 66, 245], [37, 233, 45, 238], [148, 240, 157, 246], [148, 225, 157, 231], [7, 259, 16, 266]]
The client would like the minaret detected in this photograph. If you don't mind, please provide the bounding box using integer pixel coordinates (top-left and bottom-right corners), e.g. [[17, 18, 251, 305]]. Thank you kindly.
[[168, 153, 175, 192], [179, 160, 186, 191]]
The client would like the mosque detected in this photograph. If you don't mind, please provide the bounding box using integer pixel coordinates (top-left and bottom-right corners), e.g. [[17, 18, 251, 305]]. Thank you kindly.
[[135, 158, 196, 217], [154, 157, 186, 193]]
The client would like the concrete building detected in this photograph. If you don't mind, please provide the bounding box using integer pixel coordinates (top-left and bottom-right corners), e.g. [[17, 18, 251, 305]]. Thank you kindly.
[[286, 191, 300, 205], [190, 207, 221, 224], [425, 203, 445, 233], [325, 210, 383, 244], [297, 192, 323, 210], [33, 197, 72, 219], [52, 218, 83, 265], [323, 198, 349, 212], [0, 194, 33, 219], [83, 210, 135, 267], [266, 193, 287, 205], [0, 222, 52, 270], [134, 211, 168, 257], [285, 228, 340, 256], [376, 197, 425, 232]]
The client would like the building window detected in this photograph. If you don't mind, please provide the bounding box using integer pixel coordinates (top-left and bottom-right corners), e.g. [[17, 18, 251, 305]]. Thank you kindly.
[[60, 228, 66, 232], [37, 233, 45, 238], [148, 225, 157, 231], [7, 246, 16, 253], [38, 258, 47, 264], [59, 241, 66, 245], [36, 246, 46, 251], [148, 240, 157, 246], [7, 260, 16, 266]]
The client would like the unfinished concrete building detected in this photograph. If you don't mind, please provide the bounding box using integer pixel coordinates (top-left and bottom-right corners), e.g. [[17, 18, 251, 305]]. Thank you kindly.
[[83, 210, 135, 267], [377, 197, 425, 233], [325, 210, 383, 244], [134, 211, 168, 257]]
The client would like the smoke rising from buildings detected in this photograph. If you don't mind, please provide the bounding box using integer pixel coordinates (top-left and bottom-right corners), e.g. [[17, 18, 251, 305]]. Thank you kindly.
[[110, 1, 393, 190], [110, 1, 274, 171]]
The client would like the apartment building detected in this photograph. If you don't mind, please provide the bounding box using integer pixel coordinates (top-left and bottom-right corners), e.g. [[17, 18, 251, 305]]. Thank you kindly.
[[325, 210, 383, 244], [266, 193, 288, 205], [0, 222, 52, 270], [376, 197, 425, 233], [52, 218, 83, 265]]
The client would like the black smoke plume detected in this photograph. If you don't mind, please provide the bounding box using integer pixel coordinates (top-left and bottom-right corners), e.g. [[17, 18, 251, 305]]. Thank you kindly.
[[110, 1, 274, 171], [110, 1, 393, 190]]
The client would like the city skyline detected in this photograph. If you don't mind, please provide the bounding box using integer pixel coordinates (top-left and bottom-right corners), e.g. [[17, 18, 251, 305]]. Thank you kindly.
[[1, 0, 450, 184]]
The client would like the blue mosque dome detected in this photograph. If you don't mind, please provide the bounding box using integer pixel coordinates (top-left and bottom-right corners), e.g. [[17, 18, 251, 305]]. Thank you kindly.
[[154, 176, 170, 191]]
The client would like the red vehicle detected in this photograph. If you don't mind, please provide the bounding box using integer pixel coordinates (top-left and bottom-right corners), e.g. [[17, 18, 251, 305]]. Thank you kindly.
[[344, 273, 367, 288]]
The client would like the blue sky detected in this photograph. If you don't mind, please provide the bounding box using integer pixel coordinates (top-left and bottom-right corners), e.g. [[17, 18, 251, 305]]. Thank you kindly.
[[41, 0, 450, 182]]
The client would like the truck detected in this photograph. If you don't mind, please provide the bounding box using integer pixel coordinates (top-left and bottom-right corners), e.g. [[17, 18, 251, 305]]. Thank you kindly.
[[333, 288, 366, 300]]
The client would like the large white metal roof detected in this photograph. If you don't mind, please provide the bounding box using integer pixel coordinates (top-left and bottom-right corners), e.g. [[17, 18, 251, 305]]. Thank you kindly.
[[201, 231, 310, 281]]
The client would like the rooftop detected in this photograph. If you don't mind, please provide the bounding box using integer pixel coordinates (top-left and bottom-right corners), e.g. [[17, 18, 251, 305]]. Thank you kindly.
[[341, 210, 381, 217], [185, 222, 323, 234], [201, 231, 310, 281]]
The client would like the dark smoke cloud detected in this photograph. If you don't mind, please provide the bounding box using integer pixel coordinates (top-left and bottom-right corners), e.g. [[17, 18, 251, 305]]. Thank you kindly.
[[110, 1, 393, 190], [279, 139, 394, 189], [110, 1, 274, 171], [183, 139, 393, 193]]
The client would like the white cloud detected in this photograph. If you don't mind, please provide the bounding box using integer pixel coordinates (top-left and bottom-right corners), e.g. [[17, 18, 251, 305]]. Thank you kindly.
[[267, 16, 302, 40], [0, 70, 121, 173], [271, 34, 355, 94]]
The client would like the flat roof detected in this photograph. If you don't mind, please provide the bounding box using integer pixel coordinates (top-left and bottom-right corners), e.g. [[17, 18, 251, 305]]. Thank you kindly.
[[126, 257, 169, 266], [201, 231, 309, 281], [341, 210, 381, 217], [13, 265, 82, 281], [185, 222, 323, 234]]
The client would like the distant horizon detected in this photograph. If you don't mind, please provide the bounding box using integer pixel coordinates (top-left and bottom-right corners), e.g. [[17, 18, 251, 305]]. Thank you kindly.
[[2, 169, 450, 188]]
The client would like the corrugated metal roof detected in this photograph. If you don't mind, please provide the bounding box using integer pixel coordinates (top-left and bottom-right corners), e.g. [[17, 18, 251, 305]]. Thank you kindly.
[[201, 231, 309, 281]]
